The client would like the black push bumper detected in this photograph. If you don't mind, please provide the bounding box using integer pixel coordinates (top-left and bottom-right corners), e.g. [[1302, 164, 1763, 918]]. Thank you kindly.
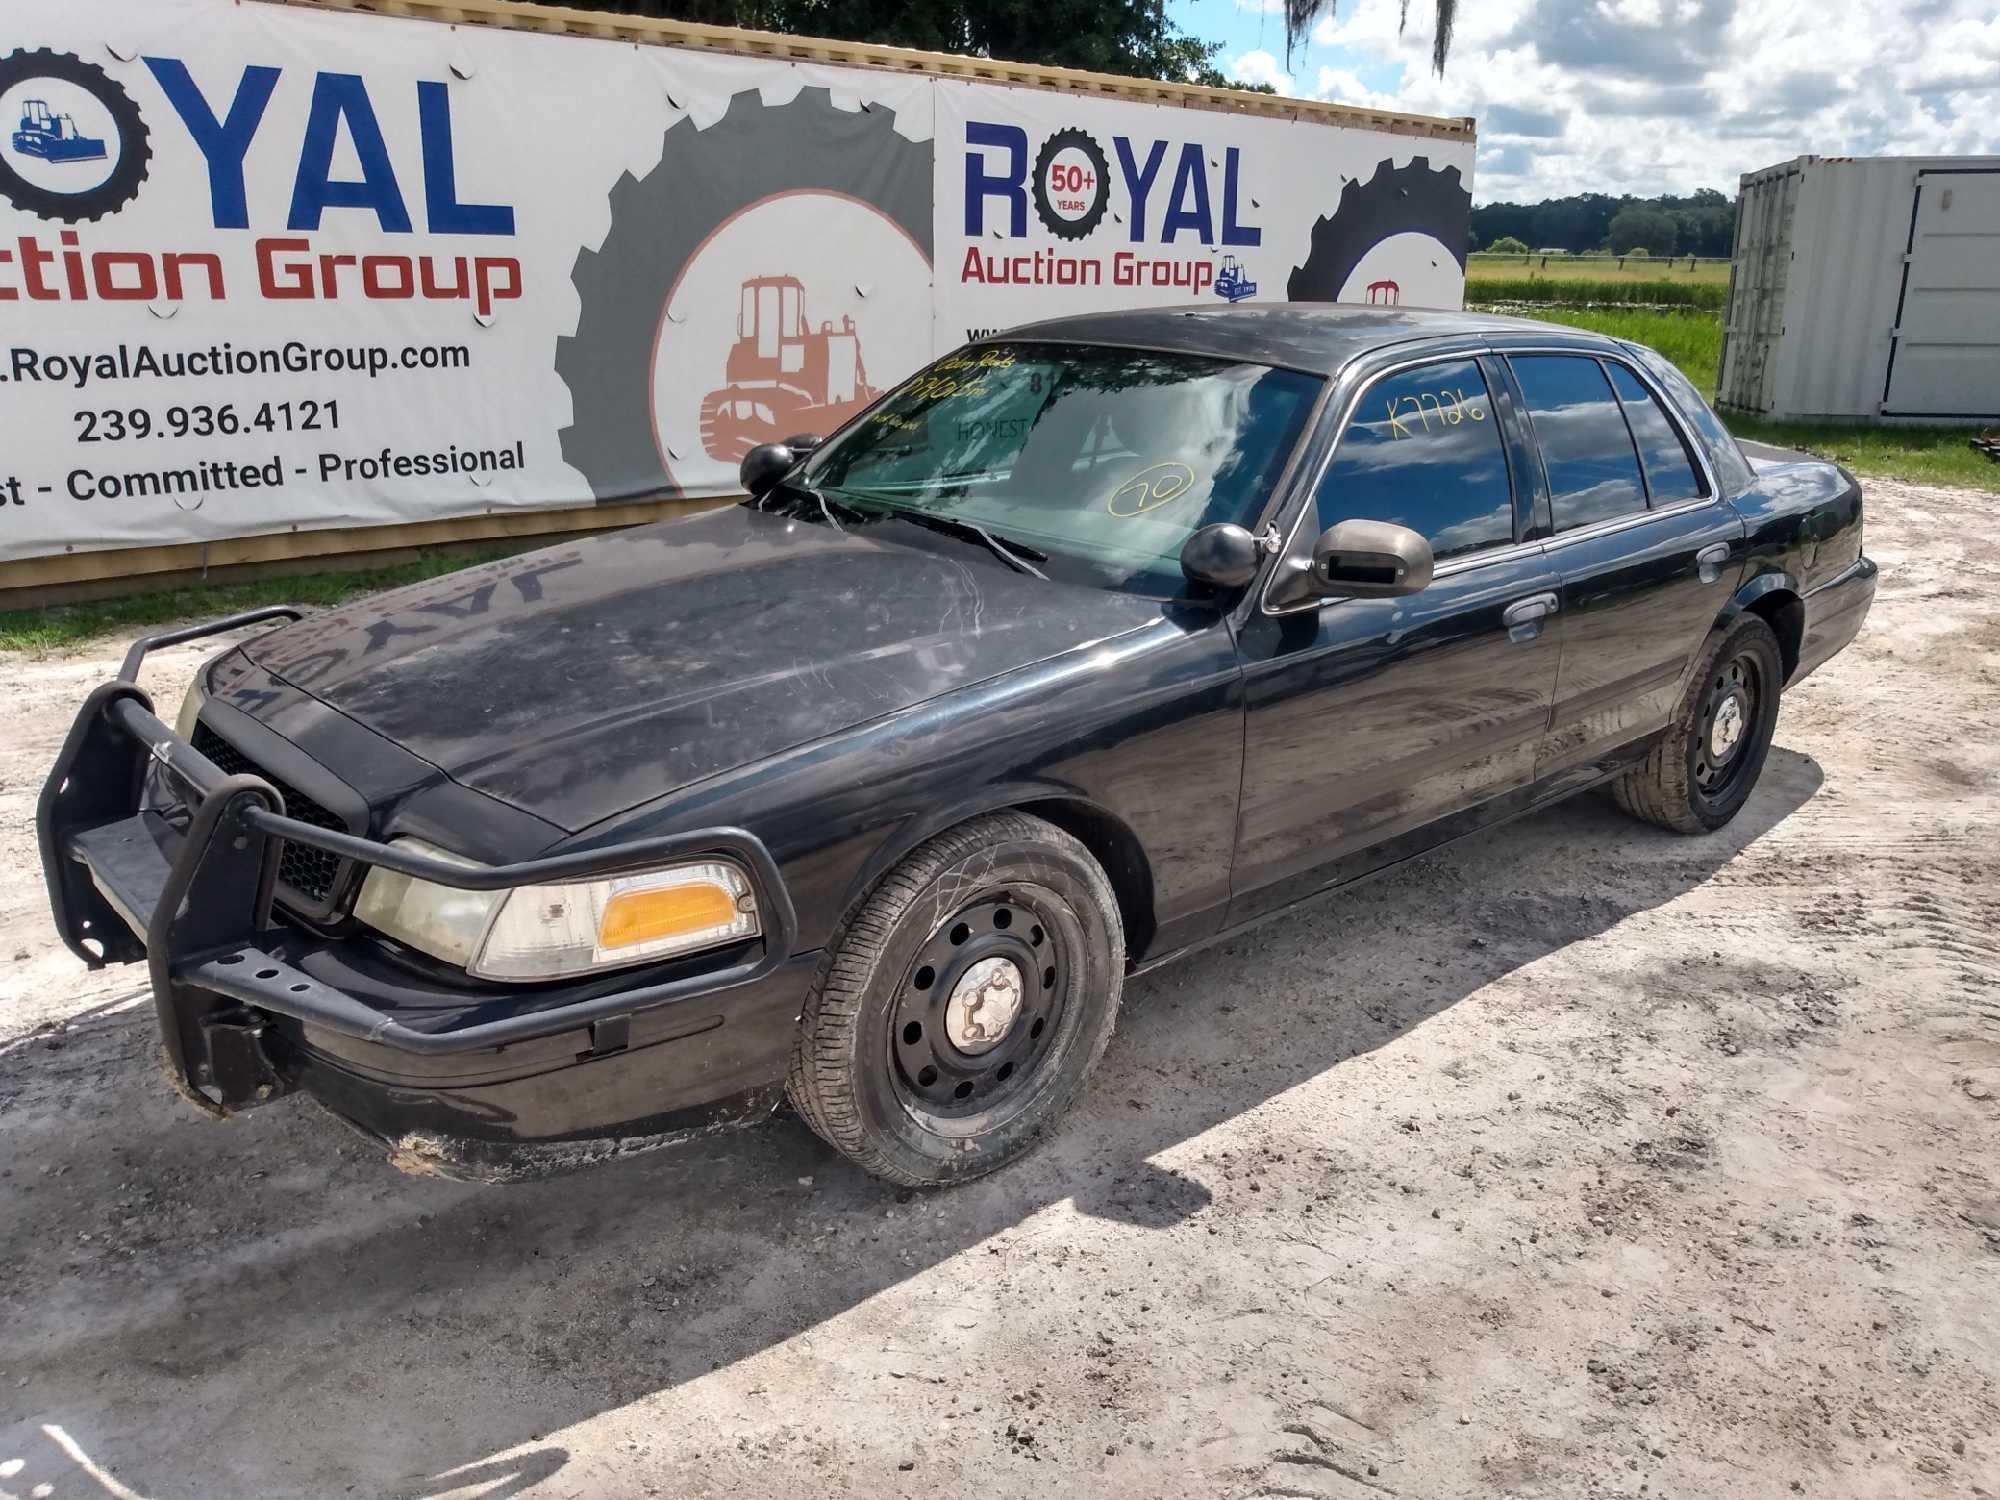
[[38, 608, 801, 1138]]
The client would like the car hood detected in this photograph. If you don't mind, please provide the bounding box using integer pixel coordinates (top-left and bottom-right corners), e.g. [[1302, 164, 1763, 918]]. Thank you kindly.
[[242, 504, 1161, 831]]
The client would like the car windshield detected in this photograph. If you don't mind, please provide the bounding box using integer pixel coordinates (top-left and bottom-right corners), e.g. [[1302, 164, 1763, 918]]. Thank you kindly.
[[799, 342, 1322, 597]]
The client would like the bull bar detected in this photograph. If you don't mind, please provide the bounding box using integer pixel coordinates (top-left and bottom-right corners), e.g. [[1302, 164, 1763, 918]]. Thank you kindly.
[[36, 607, 798, 1114]]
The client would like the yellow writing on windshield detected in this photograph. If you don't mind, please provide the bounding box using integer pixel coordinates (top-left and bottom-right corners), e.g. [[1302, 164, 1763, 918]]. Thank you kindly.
[[1107, 462, 1196, 517], [934, 349, 1018, 373], [1384, 387, 1486, 439]]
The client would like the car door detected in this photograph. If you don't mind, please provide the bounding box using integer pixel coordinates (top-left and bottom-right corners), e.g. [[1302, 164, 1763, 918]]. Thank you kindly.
[[1228, 352, 1564, 926], [1498, 349, 1747, 779]]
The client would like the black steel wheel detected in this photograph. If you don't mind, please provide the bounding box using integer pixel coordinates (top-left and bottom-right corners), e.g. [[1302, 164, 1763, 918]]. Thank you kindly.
[[787, 812, 1123, 1186], [1613, 613, 1783, 834], [1691, 648, 1764, 805]]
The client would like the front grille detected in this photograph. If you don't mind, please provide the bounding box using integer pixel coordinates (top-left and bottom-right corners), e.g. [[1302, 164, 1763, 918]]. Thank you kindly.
[[191, 722, 350, 906]]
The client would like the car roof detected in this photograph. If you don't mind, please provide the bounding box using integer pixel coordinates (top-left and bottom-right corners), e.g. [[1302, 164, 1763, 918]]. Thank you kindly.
[[996, 302, 1593, 377]]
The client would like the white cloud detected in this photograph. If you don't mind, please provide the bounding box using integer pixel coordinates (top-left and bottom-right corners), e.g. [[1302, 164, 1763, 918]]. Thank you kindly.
[[1280, 0, 2000, 201], [1227, 48, 1296, 92], [1233, 0, 1287, 12]]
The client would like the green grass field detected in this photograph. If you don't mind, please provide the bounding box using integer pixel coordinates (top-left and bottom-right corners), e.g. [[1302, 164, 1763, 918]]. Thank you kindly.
[[0, 548, 517, 653], [1494, 304, 2000, 494], [1467, 253, 1734, 286]]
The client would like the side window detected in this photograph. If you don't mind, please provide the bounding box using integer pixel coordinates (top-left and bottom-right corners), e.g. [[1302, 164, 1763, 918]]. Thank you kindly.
[[1627, 343, 1755, 493], [1605, 362, 1704, 505], [1313, 360, 1515, 563], [1510, 355, 1648, 532]]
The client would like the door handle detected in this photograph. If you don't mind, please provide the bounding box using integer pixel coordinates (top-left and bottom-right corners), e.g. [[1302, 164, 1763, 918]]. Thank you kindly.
[[1502, 592, 1559, 629], [1696, 542, 1732, 583]]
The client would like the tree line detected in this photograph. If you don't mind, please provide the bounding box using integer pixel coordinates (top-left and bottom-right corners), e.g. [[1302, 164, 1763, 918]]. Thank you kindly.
[[506, 0, 1469, 89], [1471, 190, 1738, 259]]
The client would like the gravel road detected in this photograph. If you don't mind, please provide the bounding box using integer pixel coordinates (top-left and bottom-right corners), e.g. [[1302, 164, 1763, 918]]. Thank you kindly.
[[1, 478, 1996, 1500]]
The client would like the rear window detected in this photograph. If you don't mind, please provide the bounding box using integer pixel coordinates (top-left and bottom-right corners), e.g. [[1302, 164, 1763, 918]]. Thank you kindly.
[[1510, 355, 1648, 532], [1624, 343, 1754, 493], [1605, 362, 1705, 505]]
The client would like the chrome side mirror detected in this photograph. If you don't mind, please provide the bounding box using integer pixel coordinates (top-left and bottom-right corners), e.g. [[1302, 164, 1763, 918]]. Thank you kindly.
[[1311, 519, 1434, 597], [1267, 518, 1434, 608]]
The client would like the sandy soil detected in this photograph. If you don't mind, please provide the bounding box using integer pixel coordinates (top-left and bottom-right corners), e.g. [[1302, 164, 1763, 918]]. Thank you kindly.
[[1, 480, 1996, 1500]]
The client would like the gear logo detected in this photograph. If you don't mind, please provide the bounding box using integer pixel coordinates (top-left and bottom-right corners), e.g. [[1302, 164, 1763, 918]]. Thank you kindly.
[[1287, 157, 1470, 307], [0, 49, 151, 223], [1031, 127, 1109, 241], [556, 88, 933, 501]]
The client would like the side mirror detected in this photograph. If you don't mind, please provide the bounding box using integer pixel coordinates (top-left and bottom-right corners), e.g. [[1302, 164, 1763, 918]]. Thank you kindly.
[[1180, 523, 1261, 590], [1312, 519, 1433, 597], [739, 442, 795, 498], [1266, 518, 1433, 608], [780, 433, 824, 457]]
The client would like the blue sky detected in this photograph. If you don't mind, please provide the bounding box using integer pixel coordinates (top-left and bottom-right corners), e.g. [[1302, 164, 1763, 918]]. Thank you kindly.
[[1168, 0, 2000, 204]]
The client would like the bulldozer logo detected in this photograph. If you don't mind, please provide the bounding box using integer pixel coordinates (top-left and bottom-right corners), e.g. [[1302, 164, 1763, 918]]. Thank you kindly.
[[699, 274, 880, 463], [557, 89, 932, 500], [1286, 157, 1469, 308], [0, 50, 151, 223], [1212, 255, 1257, 303]]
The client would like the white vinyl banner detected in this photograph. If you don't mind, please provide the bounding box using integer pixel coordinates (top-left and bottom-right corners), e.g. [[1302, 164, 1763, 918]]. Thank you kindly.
[[0, 0, 1473, 564]]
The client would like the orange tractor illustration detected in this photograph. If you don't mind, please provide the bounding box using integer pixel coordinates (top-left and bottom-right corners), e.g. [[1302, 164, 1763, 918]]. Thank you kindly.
[[699, 276, 878, 462]]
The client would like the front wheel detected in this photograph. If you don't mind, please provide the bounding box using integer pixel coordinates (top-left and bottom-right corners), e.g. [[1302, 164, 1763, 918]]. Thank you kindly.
[[786, 812, 1124, 1187], [1613, 614, 1784, 834]]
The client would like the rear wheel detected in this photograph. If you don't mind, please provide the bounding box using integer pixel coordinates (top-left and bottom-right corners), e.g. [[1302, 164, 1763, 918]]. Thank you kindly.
[[1613, 615, 1783, 834], [786, 812, 1123, 1187]]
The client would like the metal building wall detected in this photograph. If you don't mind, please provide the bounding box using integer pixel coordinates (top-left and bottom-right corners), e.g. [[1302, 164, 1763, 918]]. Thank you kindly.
[[1718, 155, 2000, 424]]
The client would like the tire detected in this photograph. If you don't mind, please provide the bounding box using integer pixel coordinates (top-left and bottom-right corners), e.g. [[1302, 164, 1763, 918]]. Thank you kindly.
[[0, 50, 151, 224], [1031, 127, 1110, 241], [555, 87, 932, 502], [1613, 615, 1783, 834], [1285, 156, 1469, 303], [786, 812, 1124, 1187]]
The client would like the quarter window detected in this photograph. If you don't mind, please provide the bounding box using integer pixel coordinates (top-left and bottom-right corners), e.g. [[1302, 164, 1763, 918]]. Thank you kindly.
[[1312, 360, 1515, 562], [1605, 362, 1704, 505], [1510, 355, 1648, 532]]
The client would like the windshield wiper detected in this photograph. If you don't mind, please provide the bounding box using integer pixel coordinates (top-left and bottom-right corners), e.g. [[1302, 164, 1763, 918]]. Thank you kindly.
[[765, 477, 868, 533], [878, 509, 1049, 579]]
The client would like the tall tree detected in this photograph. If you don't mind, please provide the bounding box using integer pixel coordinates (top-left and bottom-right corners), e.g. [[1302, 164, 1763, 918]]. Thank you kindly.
[[1285, 0, 1459, 74], [523, 0, 1268, 89]]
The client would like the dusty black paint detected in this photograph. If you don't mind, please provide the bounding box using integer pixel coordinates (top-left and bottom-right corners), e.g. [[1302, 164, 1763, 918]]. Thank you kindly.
[[41, 306, 1875, 1179]]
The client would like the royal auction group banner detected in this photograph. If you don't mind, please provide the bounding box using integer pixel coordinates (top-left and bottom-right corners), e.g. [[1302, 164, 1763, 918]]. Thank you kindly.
[[0, 0, 1474, 563]]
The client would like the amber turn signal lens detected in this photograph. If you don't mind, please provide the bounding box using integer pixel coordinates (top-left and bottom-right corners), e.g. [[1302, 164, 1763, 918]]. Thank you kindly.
[[597, 880, 740, 950]]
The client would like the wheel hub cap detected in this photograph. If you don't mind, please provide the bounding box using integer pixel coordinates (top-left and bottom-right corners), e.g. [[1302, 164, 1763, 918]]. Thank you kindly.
[[944, 956, 1024, 1055], [1710, 693, 1745, 760]]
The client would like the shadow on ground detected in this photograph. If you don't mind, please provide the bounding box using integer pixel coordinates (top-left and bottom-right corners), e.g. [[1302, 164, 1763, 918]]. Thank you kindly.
[[0, 750, 1823, 1498]]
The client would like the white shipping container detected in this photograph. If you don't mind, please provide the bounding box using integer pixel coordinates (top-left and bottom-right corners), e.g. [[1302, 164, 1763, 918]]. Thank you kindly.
[[1718, 155, 2000, 424]]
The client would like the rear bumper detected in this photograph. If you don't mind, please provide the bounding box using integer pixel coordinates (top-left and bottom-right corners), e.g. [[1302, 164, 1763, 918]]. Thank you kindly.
[[37, 611, 807, 1179], [1793, 554, 1877, 684]]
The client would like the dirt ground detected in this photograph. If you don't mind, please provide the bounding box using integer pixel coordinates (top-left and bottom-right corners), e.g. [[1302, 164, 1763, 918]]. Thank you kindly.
[[2, 478, 1996, 1500]]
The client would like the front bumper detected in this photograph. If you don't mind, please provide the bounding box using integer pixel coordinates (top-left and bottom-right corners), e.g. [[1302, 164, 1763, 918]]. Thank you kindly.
[[38, 609, 807, 1178]]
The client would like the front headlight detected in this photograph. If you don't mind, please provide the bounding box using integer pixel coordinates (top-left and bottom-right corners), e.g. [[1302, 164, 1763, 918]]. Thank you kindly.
[[174, 663, 211, 742], [353, 838, 760, 982]]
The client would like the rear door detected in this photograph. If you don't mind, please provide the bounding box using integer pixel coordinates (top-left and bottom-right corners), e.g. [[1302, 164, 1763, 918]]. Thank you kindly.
[[1499, 348, 1745, 779], [1229, 353, 1563, 925]]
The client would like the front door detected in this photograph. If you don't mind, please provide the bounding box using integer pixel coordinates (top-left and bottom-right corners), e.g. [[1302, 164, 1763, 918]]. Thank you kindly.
[[1230, 354, 1563, 926], [1498, 351, 1746, 778]]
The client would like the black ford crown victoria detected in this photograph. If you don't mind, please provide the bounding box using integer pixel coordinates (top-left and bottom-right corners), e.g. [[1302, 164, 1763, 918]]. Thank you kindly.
[[40, 306, 1876, 1185]]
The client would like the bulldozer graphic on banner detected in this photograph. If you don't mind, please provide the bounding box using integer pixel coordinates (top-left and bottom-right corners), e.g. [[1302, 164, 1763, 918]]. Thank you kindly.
[[699, 275, 879, 462], [1213, 255, 1257, 303], [12, 98, 107, 162]]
